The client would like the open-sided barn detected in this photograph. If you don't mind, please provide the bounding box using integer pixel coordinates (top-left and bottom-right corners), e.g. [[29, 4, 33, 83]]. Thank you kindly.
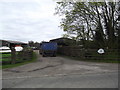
[[0, 39, 28, 48]]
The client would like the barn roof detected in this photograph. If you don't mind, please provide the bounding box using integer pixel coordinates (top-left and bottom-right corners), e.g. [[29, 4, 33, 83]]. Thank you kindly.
[[50, 37, 72, 41], [0, 39, 27, 44], [49, 37, 76, 46]]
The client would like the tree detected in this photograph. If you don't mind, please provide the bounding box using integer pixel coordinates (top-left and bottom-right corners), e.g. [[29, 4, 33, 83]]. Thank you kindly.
[[55, 1, 119, 49], [34, 42, 40, 49], [28, 41, 34, 47], [116, 1, 120, 49]]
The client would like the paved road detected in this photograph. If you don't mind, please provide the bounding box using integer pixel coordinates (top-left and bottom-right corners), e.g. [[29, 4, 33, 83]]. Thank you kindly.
[[3, 72, 118, 88], [2, 50, 118, 88]]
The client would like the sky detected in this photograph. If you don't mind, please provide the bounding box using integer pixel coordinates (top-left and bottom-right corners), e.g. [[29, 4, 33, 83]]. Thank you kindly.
[[0, 0, 65, 43]]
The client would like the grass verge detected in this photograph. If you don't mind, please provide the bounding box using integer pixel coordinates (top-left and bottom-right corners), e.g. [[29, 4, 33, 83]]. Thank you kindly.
[[58, 54, 119, 63], [0, 53, 11, 61], [1, 52, 38, 69]]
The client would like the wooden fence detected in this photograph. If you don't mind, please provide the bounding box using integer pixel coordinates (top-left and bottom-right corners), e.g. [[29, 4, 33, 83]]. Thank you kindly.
[[1, 49, 33, 65], [0, 52, 11, 64], [57, 46, 119, 60]]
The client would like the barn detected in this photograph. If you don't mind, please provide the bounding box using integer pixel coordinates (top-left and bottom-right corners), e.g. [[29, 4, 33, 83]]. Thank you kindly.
[[49, 37, 76, 46], [0, 39, 28, 48]]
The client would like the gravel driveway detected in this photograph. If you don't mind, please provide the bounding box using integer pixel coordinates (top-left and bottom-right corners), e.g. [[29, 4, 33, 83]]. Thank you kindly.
[[2, 50, 118, 79]]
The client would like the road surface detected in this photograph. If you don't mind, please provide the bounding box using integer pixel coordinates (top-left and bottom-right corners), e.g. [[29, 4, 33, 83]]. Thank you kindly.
[[2, 50, 118, 88]]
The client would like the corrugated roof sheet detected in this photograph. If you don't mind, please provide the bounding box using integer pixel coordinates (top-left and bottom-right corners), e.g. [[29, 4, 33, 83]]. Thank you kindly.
[[0, 39, 27, 44], [50, 37, 72, 41]]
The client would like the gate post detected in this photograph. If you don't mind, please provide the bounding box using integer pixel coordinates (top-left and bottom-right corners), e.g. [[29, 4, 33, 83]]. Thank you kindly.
[[11, 47, 16, 64]]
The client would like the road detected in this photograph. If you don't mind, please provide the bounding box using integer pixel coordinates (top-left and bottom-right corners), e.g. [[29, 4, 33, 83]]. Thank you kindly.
[[3, 72, 118, 88], [2, 50, 118, 88]]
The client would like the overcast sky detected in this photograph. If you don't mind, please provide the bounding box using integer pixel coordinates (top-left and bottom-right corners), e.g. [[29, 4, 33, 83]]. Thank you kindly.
[[0, 0, 64, 43]]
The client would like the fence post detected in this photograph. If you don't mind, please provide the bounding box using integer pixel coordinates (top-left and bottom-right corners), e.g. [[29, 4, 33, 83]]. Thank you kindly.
[[11, 47, 16, 64]]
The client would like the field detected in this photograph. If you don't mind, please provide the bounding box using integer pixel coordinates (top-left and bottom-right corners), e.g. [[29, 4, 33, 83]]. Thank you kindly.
[[0, 53, 11, 62]]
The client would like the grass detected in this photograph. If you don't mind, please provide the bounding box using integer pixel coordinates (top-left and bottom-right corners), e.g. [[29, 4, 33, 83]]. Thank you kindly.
[[0, 53, 11, 61], [0, 59, 11, 62], [1, 53, 11, 57], [58, 53, 120, 63], [1, 52, 38, 69]]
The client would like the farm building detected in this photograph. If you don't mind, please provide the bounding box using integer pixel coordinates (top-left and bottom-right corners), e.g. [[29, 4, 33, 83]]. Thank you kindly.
[[0, 39, 28, 48], [49, 37, 77, 46]]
